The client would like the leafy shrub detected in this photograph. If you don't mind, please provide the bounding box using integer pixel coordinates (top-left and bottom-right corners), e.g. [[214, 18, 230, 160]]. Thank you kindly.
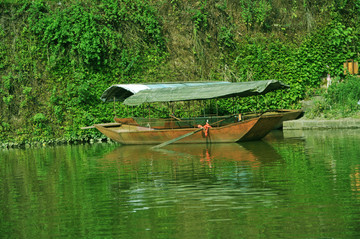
[[191, 3, 208, 32], [218, 26, 235, 49], [325, 76, 360, 117], [1, 0, 360, 143], [32, 113, 47, 124]]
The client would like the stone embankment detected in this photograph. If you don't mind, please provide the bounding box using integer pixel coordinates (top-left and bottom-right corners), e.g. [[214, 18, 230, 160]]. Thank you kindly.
[[285, 95, 360, 130], [284, 118, 360, 130]]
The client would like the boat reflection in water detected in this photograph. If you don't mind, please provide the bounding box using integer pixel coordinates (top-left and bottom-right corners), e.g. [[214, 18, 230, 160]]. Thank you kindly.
[[161, 141, 282, 168], [99, 141, 282, 174], [98, 141, 284, 212]]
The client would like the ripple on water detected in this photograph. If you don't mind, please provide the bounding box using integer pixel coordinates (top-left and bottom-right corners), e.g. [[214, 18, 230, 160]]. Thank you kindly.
[[2, 137, 360, 238]]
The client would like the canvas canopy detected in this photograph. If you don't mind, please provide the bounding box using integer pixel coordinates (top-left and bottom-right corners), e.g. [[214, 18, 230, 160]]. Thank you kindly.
[[123, 80, 289, 106], [100, 82, 230, 103]]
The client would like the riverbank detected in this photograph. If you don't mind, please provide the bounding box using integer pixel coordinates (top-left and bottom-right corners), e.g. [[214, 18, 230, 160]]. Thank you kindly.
[[0, 137, 113, 150], [2, 117, 359, 150], [283, 118, 360, 130]]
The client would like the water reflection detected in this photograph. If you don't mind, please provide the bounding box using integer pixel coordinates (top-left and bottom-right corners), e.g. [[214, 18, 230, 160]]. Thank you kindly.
[[1, 132, 360, 238], [101, 141, 282, 167], [96, 142, 288, 238], [99, 142, 284, 196], [284, 129, 360, 202]]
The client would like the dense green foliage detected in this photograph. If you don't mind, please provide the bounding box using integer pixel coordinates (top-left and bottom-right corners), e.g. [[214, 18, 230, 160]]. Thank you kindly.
[[306, 75, 360, 119], [0, 0, 360, 144]]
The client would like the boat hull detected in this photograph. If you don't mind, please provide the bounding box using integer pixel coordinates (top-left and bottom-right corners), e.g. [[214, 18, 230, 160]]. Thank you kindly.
[[95, 115, 282, 145], [243, 109, 304, 129]]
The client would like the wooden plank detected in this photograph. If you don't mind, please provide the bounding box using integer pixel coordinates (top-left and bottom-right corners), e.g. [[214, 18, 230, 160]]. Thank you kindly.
[[81, 122, 122, 129], [151, 128, 203, 149], [354, 61, 359, 75]]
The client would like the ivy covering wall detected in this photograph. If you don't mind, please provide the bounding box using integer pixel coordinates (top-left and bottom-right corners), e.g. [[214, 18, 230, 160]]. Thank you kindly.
[[0, 0, 359, 144]]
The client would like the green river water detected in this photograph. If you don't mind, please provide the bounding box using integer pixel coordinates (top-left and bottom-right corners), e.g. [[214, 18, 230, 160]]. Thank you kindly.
[[1, 129, 360, 239]]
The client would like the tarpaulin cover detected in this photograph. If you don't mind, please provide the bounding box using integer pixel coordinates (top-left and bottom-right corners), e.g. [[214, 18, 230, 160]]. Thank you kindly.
[[123, 80, 289, 106], [100, 82, 230, 103]]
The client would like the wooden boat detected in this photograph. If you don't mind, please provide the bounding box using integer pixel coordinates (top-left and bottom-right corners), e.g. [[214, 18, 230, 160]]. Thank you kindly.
[[112, 109, 304, 130], [94, 114, 283, 145], [84, 80, 294, 146]]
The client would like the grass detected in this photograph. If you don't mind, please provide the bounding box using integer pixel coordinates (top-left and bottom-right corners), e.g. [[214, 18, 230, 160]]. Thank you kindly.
[[304, 75, 360, 119]]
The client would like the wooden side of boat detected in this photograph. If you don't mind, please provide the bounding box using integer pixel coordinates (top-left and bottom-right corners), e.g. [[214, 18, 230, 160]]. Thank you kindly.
[[265, 109, 304, 129], [94, 114, 282, 145], [113, 109, 304, 130], [271, 109, 304, 121], [243, 109, 304, 129], [238, 114, 286, 141], [114, 115, 237, 129]]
